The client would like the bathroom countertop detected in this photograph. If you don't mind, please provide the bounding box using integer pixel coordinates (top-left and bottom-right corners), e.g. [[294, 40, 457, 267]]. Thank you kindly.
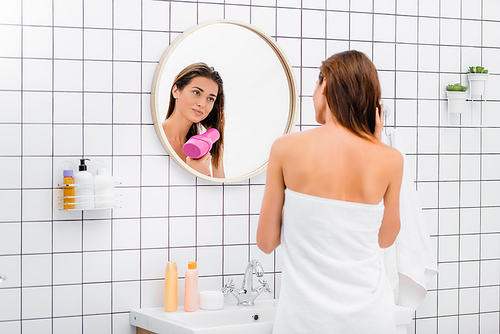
[[130, 300, 413, 334], [130, 299, 277, 334]]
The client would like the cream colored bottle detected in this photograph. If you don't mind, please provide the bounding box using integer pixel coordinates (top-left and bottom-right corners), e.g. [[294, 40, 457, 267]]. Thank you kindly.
[[165, 261, 178, 312], [184, 261, 198, 312]]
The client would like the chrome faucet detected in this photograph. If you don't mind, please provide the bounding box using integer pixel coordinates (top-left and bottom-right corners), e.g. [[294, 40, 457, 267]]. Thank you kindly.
[[221, 259, 272, 306]]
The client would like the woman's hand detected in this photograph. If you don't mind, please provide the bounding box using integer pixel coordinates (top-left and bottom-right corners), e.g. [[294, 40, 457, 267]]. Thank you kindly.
[[186, 153, 212, 176], [374, 104, 383, 141]]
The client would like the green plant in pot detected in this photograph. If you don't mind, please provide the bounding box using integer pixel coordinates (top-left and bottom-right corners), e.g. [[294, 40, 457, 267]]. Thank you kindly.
[[468, 65, 489, 96], [446, 83, 468, 92], [446, 83, 468, 114], [468, 66, 488, 74]]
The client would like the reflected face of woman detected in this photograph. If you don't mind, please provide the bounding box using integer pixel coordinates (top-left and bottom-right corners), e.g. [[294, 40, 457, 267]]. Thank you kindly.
[[172, 76, 219, 123]]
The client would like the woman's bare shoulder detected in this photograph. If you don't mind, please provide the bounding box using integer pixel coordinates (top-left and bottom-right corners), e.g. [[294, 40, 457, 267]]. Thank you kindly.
[[271, 129, 316, 154], [269, 134, 291, 158], [378, 142, 404, 171], [277, 128, 319, 143]]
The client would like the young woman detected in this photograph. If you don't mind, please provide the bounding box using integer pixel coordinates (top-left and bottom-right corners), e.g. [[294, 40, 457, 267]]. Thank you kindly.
[[162, 62, 225, 178], [257, 51, 403, 333]]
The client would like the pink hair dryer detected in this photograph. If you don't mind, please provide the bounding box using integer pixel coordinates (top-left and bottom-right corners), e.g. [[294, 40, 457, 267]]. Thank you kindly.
[[183, 128, 220, 159]]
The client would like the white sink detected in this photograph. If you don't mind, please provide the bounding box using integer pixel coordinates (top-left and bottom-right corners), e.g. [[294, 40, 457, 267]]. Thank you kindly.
[[130, 300, 413, 334], [130, 299, 277, 334]]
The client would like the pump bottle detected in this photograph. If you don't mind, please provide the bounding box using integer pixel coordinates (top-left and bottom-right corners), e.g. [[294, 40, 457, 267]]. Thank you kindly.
[[74, 158, 94, 209]]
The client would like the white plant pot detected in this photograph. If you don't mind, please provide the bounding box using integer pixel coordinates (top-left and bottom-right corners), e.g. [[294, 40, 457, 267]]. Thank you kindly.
[[446, 91, 468, 114], [468, 73, 489, 96]]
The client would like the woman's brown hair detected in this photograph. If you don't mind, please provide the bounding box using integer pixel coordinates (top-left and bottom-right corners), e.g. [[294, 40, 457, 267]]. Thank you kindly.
[[166, 62, 225, 168], [320, 50, 381, 139]]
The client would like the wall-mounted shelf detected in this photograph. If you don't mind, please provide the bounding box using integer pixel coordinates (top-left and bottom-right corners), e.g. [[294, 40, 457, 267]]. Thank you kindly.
[[56, 159, 122, 212], [57, 182, 122, 211]]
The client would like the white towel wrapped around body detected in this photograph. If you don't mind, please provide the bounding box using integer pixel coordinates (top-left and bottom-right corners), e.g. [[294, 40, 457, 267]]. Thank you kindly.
[[383, 129, 438, 310], [273, 189, 396, 334]]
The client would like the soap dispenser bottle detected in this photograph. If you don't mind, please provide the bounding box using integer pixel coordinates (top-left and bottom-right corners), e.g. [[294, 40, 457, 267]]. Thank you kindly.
[[74, 158, 94, 210]]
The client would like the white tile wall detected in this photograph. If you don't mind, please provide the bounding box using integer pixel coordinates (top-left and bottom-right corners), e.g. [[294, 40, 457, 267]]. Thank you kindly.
[[1, 0, 500, 333]]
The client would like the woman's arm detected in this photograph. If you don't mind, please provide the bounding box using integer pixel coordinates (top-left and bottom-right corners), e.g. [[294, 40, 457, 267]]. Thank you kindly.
[[378, 151, 403, 248], [257, 139, 286, 254], [374, 104, 402, 248]]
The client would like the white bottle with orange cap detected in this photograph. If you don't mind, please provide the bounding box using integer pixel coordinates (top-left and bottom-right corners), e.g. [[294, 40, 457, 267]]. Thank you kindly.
[[184, 261, 198, 312]]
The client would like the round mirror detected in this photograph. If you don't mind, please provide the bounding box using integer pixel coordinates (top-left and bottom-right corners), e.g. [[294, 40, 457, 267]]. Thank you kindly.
[[151, 20, 298, 182]]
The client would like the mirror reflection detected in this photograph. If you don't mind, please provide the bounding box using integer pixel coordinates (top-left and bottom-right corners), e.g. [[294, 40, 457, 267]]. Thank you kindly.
[[162, 63, 226, 178], [151, 20, 298, 182]]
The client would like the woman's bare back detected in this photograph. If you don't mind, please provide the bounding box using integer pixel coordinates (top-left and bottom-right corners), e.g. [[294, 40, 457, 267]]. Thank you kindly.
[[279, 123, 402, 206], [266, 122, 403, 248]]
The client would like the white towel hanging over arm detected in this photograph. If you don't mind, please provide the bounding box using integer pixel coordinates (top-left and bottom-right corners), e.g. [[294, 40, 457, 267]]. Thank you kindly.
[[382, 129, 438, 310]]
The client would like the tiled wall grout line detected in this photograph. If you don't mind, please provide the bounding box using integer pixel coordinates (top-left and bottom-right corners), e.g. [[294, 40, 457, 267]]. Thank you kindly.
[[348, 0, 351, 50], [415, 0, 419, 189], [110, 1, 115, 332], [478, 1, 484, 330], [139, 0, 144, 313], [415, 0, 420, 329], [456, 0, 462, 330], [272, 0, 279, 298], [392, 0, 397, 132], [20, 0, 24, 331], [80, 0, 86, 331], [299, 0, 303, 132], [435, 0, 441, 329], [50, 0, 56, 330]]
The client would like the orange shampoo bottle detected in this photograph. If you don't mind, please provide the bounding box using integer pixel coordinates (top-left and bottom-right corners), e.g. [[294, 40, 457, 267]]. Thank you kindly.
[[165, 261, 178, 312], [63, 170, 75, 209]]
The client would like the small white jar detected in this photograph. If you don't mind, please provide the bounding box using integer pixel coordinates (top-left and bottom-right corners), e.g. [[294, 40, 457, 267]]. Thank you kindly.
[[199, 291, 224, 310]]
